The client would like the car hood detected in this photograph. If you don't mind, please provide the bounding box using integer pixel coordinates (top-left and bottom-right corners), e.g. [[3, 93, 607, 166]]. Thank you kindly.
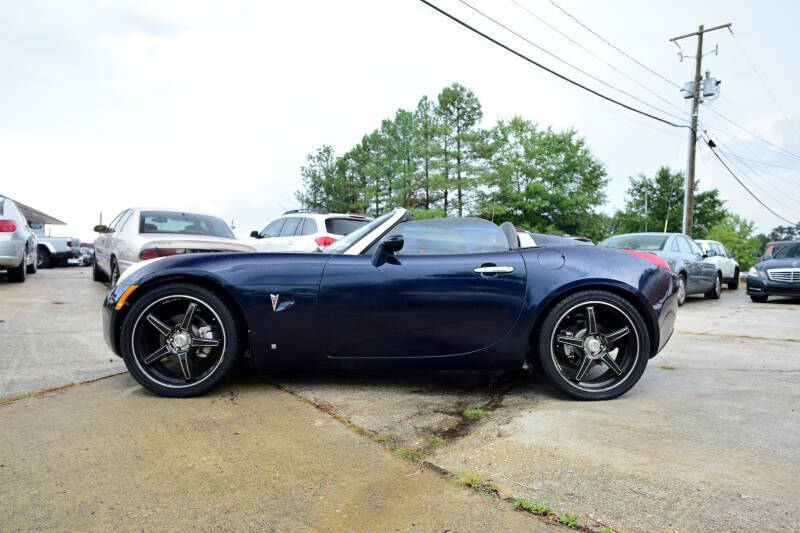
[[140, 234, 256, 252], [756, 258, 800, 270]]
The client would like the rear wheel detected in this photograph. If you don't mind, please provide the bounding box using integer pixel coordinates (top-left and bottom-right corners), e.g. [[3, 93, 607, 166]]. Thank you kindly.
[[727, 269, 740, 290], [37, 247, 51, 269], [536, 290, 650, 401], [7, 255, 26, 282], [750, 295, 768, 303], [120, 283, 241, 397], [705, 273, 722, 299]]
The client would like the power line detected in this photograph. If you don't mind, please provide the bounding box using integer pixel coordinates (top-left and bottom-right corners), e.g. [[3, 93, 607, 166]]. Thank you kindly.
[[730, 30, 800, 146], [455, 0, 688, 123], [418, 0, 692, 132], [725, 153, 800, 172], [545, 0, 682, 90], [705, 105, 800, 160], [712, 143, 800, 207], [507, 0, 687, 117], [704, 137, 797, 225]]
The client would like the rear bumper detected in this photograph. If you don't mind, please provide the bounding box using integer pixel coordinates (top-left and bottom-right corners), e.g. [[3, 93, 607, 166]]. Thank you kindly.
[[747, 276, 800, 297], [0, 239, 24, 268]]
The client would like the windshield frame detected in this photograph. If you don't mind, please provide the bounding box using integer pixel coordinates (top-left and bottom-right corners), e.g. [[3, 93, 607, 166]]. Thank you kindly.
[[323, 209, 408, 254]]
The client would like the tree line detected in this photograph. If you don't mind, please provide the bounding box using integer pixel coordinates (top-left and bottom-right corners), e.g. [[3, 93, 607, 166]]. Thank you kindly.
[[295, 82, 796, 263]]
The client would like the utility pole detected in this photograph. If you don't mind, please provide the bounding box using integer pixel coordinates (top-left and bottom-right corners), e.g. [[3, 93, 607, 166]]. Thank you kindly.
[[669, 22, 730, 236], [644, 192, 648, 232]]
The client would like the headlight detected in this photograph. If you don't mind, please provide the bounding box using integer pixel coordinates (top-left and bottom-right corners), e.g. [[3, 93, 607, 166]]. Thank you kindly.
[[748, 267, 760, 278]]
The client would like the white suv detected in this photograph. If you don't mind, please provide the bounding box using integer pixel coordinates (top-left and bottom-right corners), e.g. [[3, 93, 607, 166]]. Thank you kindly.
[[696, 239, 740, 289], [249, 210, 372, 252]]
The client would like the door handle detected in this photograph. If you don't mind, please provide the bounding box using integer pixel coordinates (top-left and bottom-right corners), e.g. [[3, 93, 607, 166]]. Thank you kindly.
[[473, 266, 514, 274]]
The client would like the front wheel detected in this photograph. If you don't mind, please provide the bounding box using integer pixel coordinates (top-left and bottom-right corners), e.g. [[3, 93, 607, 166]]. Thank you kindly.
[[120, 283, 241, 397], [37, 247, 51, 269], [727, 269, 740, 290], [705, 273, 722, 299], [535, 290, 651, 401], [750, 295, 768, 303]]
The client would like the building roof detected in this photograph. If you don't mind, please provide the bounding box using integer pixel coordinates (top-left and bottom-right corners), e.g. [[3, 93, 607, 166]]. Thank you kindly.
[[0, 194, 66, 225]]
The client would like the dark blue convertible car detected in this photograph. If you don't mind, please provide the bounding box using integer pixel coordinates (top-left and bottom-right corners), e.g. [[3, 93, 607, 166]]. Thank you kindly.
[[103, 208, 679, 400]]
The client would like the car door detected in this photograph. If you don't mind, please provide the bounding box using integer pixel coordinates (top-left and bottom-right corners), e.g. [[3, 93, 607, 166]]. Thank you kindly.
[[675, 236, 703, 293], [716, 243, 733, 279], [254, 218, 286, 252], [318, 220, 527, 359], [686, 237, 714, 291], [277, 216, 303, 252], [95, 210, 126, 272]]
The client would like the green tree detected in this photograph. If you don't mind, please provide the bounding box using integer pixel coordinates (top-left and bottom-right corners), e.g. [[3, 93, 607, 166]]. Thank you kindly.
[[415, 96, 439, 210], [295, 145, 336, 209], [706, 213, 761, 271], [613, 166, 726, 238], [438, 83, 483, 217], [475, 117, 608, 238]]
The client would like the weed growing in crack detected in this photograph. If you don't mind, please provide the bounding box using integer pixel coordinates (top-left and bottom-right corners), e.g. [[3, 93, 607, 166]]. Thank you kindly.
[[425, 437, 445, 450], [392, 448, 427, 463], [463, 407, 487, 420], [452, 470, 496, 497], [558, 514, 579, 528], [512, 499, 552, 516], [372, 434, 394, 447]]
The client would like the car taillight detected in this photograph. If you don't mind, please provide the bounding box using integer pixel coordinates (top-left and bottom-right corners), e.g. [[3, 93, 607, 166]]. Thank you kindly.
[[314, 236, 337, 247], [140, 247, 186, 260], [0, 220, 17, 232], [622, 249, 670, 271]]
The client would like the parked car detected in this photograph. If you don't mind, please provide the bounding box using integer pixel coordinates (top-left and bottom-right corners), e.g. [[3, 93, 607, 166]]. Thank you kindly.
[[34, 231, 81, 268], [93, 208, 257, 286], [747, 240, 800, 302], [695, 239, 740, 289], [0, 196, 38, 282], [600, 232, 721, 306], [103, 209, 678, 400], [250, 210, 371, 252], [70, 243, 94, 266], [516, 229, 594, 248]]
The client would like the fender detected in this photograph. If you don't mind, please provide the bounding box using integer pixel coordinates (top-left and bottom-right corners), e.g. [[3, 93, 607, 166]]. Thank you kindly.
[[38, 241, 57, 254]]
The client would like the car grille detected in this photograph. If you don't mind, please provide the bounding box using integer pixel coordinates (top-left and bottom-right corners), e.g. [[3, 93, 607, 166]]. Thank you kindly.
[[766, 268, 800, 283]]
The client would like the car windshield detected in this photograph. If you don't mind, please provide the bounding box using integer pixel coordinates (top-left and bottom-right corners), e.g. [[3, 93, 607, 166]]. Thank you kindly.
[[773, 242, 800, 259], [601, 234, 668, 251], [139, 211, 235, 238], [324, 211, 396, 253]]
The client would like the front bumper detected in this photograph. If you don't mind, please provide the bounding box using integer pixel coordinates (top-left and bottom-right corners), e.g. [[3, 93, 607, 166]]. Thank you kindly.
[[653, 273, 680, 357], [102, 283, 133, 358], [746, 276, 800, 297]]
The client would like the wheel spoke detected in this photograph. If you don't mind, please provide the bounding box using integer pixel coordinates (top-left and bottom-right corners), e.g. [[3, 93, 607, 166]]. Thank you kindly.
[[180, 302, 197, 331], [175, 352, 192, 380], [600, 352, 623, 376], [586, 306, 598, 334], [190, 337, 220, 348], [604, 326, 630, 345], [574, 355, 593, 382], [143, 345, 171, 365], [557, 335, 584, 348], [146, 314, 172, 336]]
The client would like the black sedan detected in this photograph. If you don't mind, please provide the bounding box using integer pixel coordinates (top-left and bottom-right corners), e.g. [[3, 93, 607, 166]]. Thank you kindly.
[[747, 240, 800, 302], [103, 209, 679, 401]]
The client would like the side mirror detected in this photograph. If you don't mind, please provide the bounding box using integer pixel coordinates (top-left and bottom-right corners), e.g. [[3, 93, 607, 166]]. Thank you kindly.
[[729, 251, 735, 258], [29, 222, 43, 230], [250, 230, 262, 239], [371, 235, 404, 267], [93, 224, 108, 233], [752, 251, 760, 258]]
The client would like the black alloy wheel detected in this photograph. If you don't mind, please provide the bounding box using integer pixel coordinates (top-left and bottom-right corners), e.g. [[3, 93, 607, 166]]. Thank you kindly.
[[536, 290, 650, 400], [120, 284, 240, 397]]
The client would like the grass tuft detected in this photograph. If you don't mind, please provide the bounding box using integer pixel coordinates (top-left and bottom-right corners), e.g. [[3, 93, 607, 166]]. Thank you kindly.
[[425, 436, 445, 450], [558, 514, 579, 528], [372, 434, 394, 447], [451, 469, 496, 496], [392, 448, 427, 463], [512, 498, 552, 516], [462, 407, 487, 420]]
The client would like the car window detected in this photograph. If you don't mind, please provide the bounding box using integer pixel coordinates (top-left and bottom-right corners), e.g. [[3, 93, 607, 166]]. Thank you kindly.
[[300, 218, 317, 235], [139, 211, 235, 238], [686, 238, 703, 256], [261, 218, 285, 238], [774, 242, 800, 259], [674, 237, 690, 254], [713, 243, 725, 256], [366, 217, 509, 256], [108, 210, 128, 231], [671, 238, 680, 252], [601, 234, 668, 251], [326, 218, 370, 236], [117, 210, 134, 233], [279, 217, 302, 237]]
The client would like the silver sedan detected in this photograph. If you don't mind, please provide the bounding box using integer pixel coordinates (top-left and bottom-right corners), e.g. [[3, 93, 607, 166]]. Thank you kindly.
[[0, 196, 38, 282], [92, 207, 256, 286]]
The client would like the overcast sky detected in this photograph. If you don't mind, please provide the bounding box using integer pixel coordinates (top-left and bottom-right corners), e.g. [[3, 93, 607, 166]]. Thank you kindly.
[[2, 0, 799, 242]]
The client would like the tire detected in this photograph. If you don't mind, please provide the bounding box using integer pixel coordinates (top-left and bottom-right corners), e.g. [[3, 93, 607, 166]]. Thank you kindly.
[[676, 274, 687, 307], [120, 283, 241, 397], [26, 245, 37, 274], [37, 247, 52, 269], [727, 269, 740, 290], [92, 254, 108, 282], [535, 289, 651, 401], [109, 258, 120, 287], [705, 272, 722, 299], [750, 295, 768, 303], [7, 255, 26, 283]]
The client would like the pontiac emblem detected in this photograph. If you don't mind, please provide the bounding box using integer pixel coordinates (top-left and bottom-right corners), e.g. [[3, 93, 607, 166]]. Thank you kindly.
[[270, 294, 279, 312]]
